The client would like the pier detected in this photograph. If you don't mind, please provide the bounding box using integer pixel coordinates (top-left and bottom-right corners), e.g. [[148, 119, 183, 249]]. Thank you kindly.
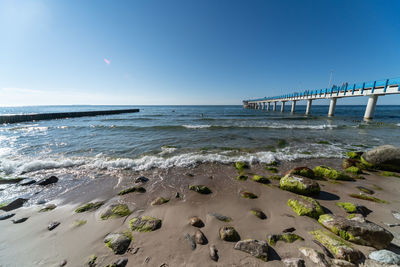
[[0, 109, 140, 124], [243, 77, 400, 121]]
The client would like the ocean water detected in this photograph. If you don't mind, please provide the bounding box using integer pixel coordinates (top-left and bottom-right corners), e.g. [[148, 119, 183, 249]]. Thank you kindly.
[[0, 105, 400, 178]]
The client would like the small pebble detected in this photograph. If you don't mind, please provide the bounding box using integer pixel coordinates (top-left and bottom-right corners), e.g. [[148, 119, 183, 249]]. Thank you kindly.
[[209, 245, 219, 261], [48, 221, 60, 231], [12, 217, 28, 224], [59, 259, 67, 266], [283, 227, 296, 233]]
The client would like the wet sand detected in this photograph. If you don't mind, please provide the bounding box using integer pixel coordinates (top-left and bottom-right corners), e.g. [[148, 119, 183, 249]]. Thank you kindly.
[[0, 158, 400, 266]]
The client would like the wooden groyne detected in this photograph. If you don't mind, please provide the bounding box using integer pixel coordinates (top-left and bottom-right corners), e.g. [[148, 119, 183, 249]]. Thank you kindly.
[[0, 109, 140, 124]]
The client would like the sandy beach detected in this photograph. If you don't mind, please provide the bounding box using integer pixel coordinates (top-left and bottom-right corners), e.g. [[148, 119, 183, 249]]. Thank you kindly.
[[1, 155, 400, 267]]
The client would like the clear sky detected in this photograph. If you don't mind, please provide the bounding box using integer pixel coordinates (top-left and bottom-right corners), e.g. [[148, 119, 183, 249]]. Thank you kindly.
[[1, 0, 400, 106]]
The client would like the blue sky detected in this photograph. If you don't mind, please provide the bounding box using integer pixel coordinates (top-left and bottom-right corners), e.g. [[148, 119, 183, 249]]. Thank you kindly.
[[1, 0, 400, 106]]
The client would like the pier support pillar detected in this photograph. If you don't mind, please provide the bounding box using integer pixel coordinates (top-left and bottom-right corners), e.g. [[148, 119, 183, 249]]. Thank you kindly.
[[273, 102, 277, 111], [305, 100, 312, 115], [328, 98, 337, 117], [262, 102, 265, 110], [364, 95, 378, 121], [291, 100, 296, 113], [281, 101, 286, 112], [267, 102, 270, 111]]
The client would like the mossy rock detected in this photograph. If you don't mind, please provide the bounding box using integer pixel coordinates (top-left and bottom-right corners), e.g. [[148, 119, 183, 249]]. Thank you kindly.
[[346, 151, 362, 159], [236, 174, 248, 181], [336, 202, 357, 213], [75, 201, 104, 213], [88, 255, 97, 267], [284, 167, 315, 179], [73, 220, 87, 227], [349, 193, 388, 204], [267, 233, 304, 246], [100, 204, 131, 220], [104, 233, 132, 254], [345, 166, 362, 175], [287, 196, 324, 219], [342, 158, 359, 169], [309, 229, 362, 263], [252, 175, 270, 184], [250, 209, 266, 219], [219, 226, 240, 242], [208, 212, 232, 222], [313, 166, 353, 181], [189, 185, 212, 194], [118, 186, 146, 195], [269, 175, 282, 180], [379, 171, 400, 178], [234, 162, 248, 172], [265, 166, 278, 173], [39, 204, 56, 212], [241, 191, 258, 199], [151, 197, 169, 206], [280, 175, 320, 196], [356, 186, 374, 195], [129, 216, 162, 232], [266, 161, 278, 166], [234, 239, 269, 262]]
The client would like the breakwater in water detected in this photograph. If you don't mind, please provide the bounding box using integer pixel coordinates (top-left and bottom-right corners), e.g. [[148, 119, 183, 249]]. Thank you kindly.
[[0, 109, 140, 124]]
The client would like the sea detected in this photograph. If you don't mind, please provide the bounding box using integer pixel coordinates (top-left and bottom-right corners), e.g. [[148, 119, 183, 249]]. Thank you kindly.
[[0, 105, 399, 204]]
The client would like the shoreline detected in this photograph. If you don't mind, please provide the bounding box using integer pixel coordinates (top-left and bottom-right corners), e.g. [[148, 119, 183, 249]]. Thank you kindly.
[[0, 157, 399, 266]]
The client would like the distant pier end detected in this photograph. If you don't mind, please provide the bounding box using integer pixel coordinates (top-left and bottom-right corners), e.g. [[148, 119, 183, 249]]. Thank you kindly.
[[0, 108, 140, 124], [243, 77, 400, 121]]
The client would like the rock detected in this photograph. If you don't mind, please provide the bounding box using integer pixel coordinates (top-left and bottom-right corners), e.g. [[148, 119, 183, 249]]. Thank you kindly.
[[336, 202, 357, 213], [267, 233, 304, 246], [234, 162, 248, 172], [332, 259, 356, 266], [194, 229, 207, 244], [36, 176, 58, 186], [0, 213, 15, 220], [314, 166, 353, 180], [118, 186, 146, 195], [104, 233, 131, 255], [252, 175, 270, 184], [318, 214, 394, 249], [362, 145, 400, 172], [392, 211, 400, 221], [369, 250, 400, 265], [282, 258, 305, 267], [299, 247, 330, 267], [135, 176, 149, 183], [309, 229, 363, 263], [283, 227, 296, 233], [189, 216, 204, 228], [114, 258, 128, 267], [219, 226, 240, 242], [36, 199, 46, 205], [39, 204, 56, 212], [346, 214, 366, 223], [208, 212, 232, 222], [0, 177, 23, 184], [384, 223, 400, 227], [188, 185, 212, 194], [87, 255, 97, 267], [129, 216, 162, 232], [284, 167, 315, 179], [234, 239, 269, 261], [236, 174, 248, 181], [287, 195, 324, 219], [100, 204, 131, 220], [346, 151, 363, 160], [59, 259, 67, 266], [185, 172, 194, 177], [0, 198, 28, 212], [18, 178, 36, 186], [12, 217, 28, 224], [151, 197, 169, 206], [280, 174, 320, 195], [345, 166, 362, 175], [342, 158, 359, 169], [356, 186, 374, 195], [48, 221, 60, 231], [175, 192, 181, 198], [240, 191, 258, 199], [355, 205, 372, 217], [250, 209, 266, 219], [209, 245, 218, 261], [75, 201, 104, 213], [184, 233, 196, 250]]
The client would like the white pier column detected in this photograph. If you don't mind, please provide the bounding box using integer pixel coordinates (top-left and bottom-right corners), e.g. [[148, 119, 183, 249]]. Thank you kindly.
[[273, 102, 277, 111], [262, 102, 265, 110], [364, 95, 378, 121], [328, 98, 337, 117], [291, 100, 296, 113], [281, 101, 286, 112], [267, 102, 270, 111], [305, 99, 312, 115]]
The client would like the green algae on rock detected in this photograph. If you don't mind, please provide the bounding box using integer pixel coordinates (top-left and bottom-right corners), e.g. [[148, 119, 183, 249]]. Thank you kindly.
[[349, 193, 388, 204], [189, 185, 212, 194], [280, 175, 320, 196], [151, 197, 169, 206], [236, 174, 248, 181], [73, 220, 87, 227], [250, 209, 266, 219], [129, 216, 162, 232], [345, 166, 362, 175], [75, 201, 104, 213], [118, 186, 146, 195], [241, 191, 258, 199], [313, 166, 353, 181], [219, 226, 240, 242], [336, 202, 357, 213], [346, 151, 362, 160], [284, 167, 315, 179], [252, 175, 270, 184], [287, 196, 324, 219], [208, 212, 232, 222], [100, 204, 131, 220], [269, 175, 282, 180], [234, 162, 248, 172], [379, 171, 400, 178], [265, 166, 278, 173], [39, 204, 56, 212], [234, 239, 269, 261], [267, 233, 304, 246], [309, 229, 362, 263], [356, 186, 374, 195], [104, 233, 132, 254]]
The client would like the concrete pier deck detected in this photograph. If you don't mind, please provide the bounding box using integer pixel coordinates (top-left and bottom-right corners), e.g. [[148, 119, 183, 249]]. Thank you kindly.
[[0, 109, 140, 124]]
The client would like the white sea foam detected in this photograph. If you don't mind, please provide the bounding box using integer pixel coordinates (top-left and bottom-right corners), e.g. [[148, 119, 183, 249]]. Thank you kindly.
[[182, 123, 337, 130], [182, 124, 212, 129], [0, 158, 85, 175]]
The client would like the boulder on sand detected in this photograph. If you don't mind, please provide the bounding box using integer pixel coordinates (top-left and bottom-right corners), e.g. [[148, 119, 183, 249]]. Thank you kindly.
[[234, 239, 269, 261], [36, 176, 58, 186], [104, 233, 131, 254], [287, 196, 324, 219], [219, 226, 240, 242], [361, 145, 400, 172], [0, 198, 27, 212], [284, 167, 315, 179], [280, 174, 320, 196], [129, 216, 162, 232]]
